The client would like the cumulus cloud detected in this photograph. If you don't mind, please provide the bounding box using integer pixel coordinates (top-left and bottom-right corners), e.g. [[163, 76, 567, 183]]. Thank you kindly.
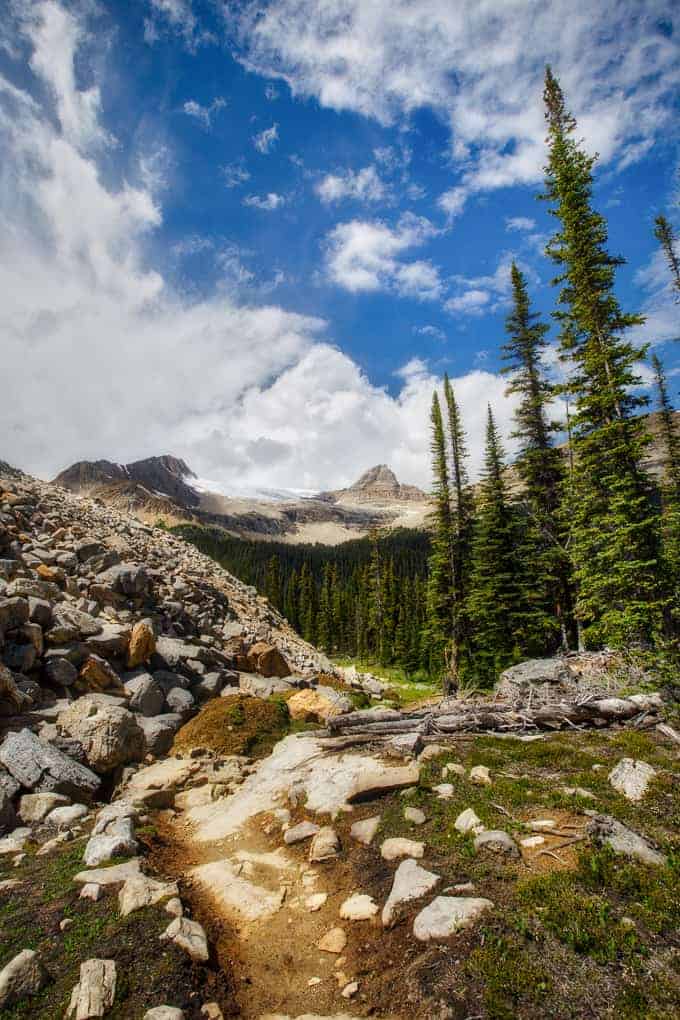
[[1, 0, 521, 494], [316, 165, 387, 204], [252, 122, 278, 153], [181, 96, 226, 128], [230, 0, 679, 212], [243, 191, 286, 210], [324, 213, 442, 299]]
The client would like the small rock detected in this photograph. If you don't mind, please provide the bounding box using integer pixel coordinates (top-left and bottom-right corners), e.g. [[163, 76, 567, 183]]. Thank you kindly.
[[380, 837, 424, 861], [469, 765, 491, 786], [349, 816, 380, 845], [60, 918, 73, 931], [418, 744, 447, 762], [284, 821, 320, 845], [305, 893, 327, 912], [0, 949, 48, 1009], [144, 1009, 185, 1020], [127, 619, 156, 668], [413, 896, 494, 941], [339, 893, 378, 921], [586, 813, 667, 866], [520, 835, 545, 848], [608, 758, 656, 802], [80, 883, 102, 902], [309, 826, 340, 862], [527, 819, 556, 831], [119, 875, 178, 917], [404, 806, 426, 825], [454, 808, 485, 836], [317, 927, 347, 954], [19, 792, 70, 824], [47, 804, 88, 829], [161, 917, 209, 962], [165, 897, 184, 917], [473, 830, 519, 857], [342, 981, 359, 999], [382, 858, 440, 927], [200, 1004, 224, 1019], [67, 959, 117, 1019], [307, 977, 322, 987], [433, 784, 454, 800], [561, 786, 596, 800], [442, 763, 465, 778]]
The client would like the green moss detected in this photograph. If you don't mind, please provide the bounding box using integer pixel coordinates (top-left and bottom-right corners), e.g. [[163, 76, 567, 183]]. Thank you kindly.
[[517, 870, 640, 963], [467, 932, 552, 1019]]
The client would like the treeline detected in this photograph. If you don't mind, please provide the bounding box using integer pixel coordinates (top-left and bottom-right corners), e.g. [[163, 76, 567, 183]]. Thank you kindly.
[[424, 68, 680, 690], [173, 525, 433, 675]]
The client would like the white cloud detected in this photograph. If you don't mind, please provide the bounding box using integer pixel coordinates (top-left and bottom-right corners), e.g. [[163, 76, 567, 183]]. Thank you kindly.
[[413, 324, 446, 341], [231, 0, 679, 211], [265, 83, 279, 100], [316, 165, 387, 204], [631, 242, 680, 347], [221, 160, 250, 188], [252, 122, 278, 153], [243, 192, 286, 211], [506, 216, 536, 232], [324, 213, 442, 299], [181, 96, 226, 128], [1, 0, 522, 495], [446, 252, 532, 317], [145, 0, 214, 51]]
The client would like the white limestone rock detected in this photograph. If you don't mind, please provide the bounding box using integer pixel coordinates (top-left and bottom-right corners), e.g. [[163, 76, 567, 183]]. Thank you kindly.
[[382, 858, 440, 927], [380, 837, 424, 861], [608, 759, 656, 802], [413, 896, 494, 941], [67, 959, 117, 1019]]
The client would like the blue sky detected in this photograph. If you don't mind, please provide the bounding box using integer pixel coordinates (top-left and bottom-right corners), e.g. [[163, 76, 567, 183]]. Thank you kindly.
[[1, 0, 678, 491]]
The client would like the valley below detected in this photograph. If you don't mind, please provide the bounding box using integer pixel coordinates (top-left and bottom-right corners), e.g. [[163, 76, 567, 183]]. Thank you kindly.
[[0, 462, 678, 1020]]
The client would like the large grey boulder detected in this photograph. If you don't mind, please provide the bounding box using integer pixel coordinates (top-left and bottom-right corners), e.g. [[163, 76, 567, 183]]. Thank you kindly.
[[57, 697, 145, 773], [0, 729, 100, 801], [83, 624, 131, 660], [497, 657, 572, 695], [96, 562, 149, 597], [124, 674, 165, 717], [164, 686, 194, 720], [0, 949, 48, 1009], [137, 714, 182, 756], [47, 605, 102, 643]]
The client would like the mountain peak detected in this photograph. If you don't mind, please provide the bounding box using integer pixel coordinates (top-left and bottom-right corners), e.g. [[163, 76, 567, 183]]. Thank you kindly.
[[333, 464, 426, 504]]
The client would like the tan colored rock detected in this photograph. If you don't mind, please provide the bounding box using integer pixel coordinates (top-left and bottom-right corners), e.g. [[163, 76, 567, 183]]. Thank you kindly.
[[380, 837, 424, 861], [287, 687, 352, 723], [309, 826, 340, 862], [349, 816, 380, 845], [78, 655, 124, 692], [127, 619, 156, 668], [246, 641, 290, 678], [317, 927, 347, 953]]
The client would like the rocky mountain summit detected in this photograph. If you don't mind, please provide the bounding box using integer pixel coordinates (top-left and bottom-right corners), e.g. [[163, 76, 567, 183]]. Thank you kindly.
[[321, 464, 427, 506], [54, 456, 201, 509]]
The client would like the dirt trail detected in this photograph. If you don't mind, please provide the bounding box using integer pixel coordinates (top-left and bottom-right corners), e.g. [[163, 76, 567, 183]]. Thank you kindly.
[[152, 734, 407, 1020]]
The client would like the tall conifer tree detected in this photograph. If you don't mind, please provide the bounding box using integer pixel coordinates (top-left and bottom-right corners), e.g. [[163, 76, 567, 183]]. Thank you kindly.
[[502, 262, 570, 650], [541, 67, 662, 646], [652, 353, 680, 633], [425, 391, 455, 688], [466, 406, 519, 685], [654, 215, 680, 302], [442, 374, 475, 679]]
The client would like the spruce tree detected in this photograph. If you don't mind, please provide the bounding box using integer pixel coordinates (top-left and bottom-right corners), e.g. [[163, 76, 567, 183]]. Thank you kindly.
[[501, 262, 571, 650], [654, 215, 680, 302], [466, 407, 519, 685], [424, 391, 455, 689], [442, 374, 475, 678], [652, 353, 680, 633], [541, 67, 663, 646]]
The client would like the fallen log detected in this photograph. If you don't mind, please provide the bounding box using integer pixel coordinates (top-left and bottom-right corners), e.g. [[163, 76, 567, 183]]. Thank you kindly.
[[326, 693, 663, 739]]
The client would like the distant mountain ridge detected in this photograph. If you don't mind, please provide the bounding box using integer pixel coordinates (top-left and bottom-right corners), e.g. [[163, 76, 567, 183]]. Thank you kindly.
[[52, 456, 430, 544]]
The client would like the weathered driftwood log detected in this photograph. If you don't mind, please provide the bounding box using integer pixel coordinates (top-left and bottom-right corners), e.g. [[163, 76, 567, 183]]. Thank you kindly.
[[327, 693, 662, 738]]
